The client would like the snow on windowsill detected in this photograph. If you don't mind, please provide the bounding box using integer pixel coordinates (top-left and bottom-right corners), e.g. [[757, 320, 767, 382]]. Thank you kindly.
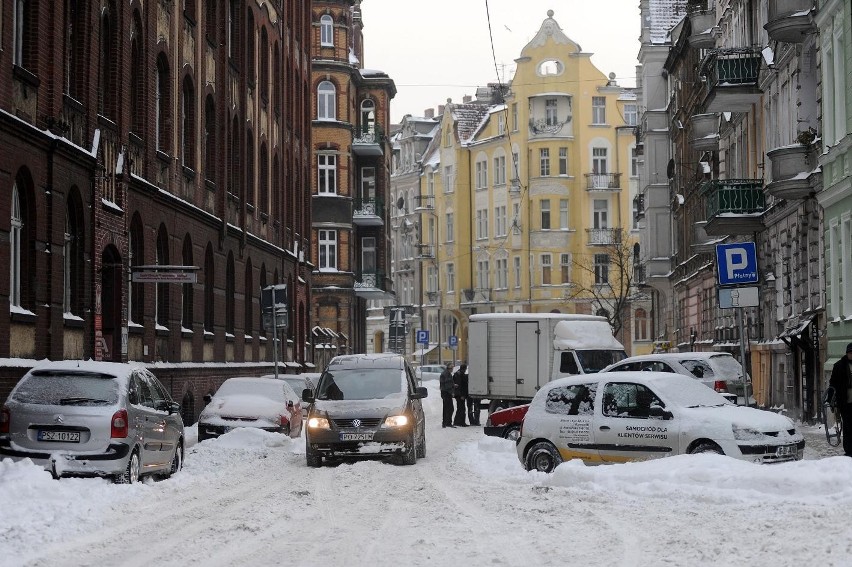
[[10, 306, 35, 317], [63, 313, 84, 322]]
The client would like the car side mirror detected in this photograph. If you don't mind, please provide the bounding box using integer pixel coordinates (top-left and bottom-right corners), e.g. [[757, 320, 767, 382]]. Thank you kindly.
[[302, 388, 315, 403], [648, 407, 673, 420], [169, 401, 181, 415], [411, 386, 428, 399]]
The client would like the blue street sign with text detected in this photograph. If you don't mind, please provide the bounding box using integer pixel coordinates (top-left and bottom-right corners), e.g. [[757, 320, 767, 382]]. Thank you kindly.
[[448, 335, 458, 348], [716, 243, 759, 286], [416, 330, 429, 344]]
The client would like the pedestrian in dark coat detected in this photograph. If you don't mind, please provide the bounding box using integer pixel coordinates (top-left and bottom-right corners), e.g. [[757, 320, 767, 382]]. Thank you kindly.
[[439, 361, 456, 428], [829, 342, 852, 457], [453, 364, 468, 426]]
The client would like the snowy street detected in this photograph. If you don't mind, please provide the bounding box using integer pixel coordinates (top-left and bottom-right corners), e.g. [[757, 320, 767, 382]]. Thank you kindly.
[[2, 379, 852, 567]]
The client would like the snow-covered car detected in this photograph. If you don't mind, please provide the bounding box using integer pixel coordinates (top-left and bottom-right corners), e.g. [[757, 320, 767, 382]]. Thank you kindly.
[[484, 404, 529, 441], [303, 353, 427, 467], [414, 364, 444, 382], [517, 371, 804, 473], [261, 373, 318, 419], [198, 377, 303, 441], [0, 361, 184, 483], [601, 352, 754, 405]]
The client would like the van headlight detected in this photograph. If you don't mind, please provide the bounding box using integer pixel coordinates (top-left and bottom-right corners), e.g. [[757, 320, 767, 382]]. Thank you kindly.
[[732, 425, 766, 440], [308, 416, 331, 429], [383, 415, 409, 428]]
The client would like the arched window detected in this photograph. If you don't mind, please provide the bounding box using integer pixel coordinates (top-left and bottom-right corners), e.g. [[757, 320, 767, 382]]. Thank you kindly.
[[156, 54, 171, 153], [273, 45, 281, 111], [246, 9, 255, 83], [360, 99, 375, 135], [244, 259, 253, 337], [204, 95, 216, 183], [204, 244, 215, 332], [129, 215, 144, 324], [65, 0, 86, 99], [229, 115, 240, 195], [272, 155, 280, 220], [129, 12, 145, 136], [156, 225, 170, 328], [317, 81, 336, 120], [10, 171, 34, 311], [246, 133, 254, 205], [320, 14, 333, 46], [226, 252, 235, 334], [228, 0, 240, 61], [98, 5, 116, 117], [182, 76, 196, 170], [260, 27, 269, 101], [182, 235, 194, 330], [259, 265, 267, 337], [64, 189, 85, 316], [634, 308, 649, 341], [260, 143, 269, 214], [10, 183, 23, 309]]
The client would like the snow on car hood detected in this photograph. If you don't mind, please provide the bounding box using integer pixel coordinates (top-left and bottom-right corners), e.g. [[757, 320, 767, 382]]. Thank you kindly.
[[200, 394, 285, 424], [680, 405, 797, 439], [312, 398, 405, 417]]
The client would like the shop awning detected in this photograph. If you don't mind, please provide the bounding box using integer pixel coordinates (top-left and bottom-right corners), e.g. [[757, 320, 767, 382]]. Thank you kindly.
[[413, 345, 437, 357], [777, 316, 814, 340]]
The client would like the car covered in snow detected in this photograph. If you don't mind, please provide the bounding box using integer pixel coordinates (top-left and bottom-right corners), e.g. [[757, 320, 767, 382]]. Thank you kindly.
[[517, 371, 804, 473], [414, 364, 444, 383], [262, 373, 318, 420], [198, 377, 303, 441], [303, 353, 427, 467], [0, 361, 184, 483]]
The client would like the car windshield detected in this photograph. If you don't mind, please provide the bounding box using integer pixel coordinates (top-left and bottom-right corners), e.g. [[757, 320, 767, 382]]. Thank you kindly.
[[12, 372, 119, 405], [216, 379, 285, 400], [281, 378, 308, 392], [315, 368, 404, 400], [654, 376, 731, 408], [575, 350, 627, 373], [707, 354, 746, 380]]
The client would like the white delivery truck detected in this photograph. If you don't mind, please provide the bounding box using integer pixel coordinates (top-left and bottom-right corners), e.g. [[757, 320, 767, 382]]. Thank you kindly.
[[468, 313, 626, 414]]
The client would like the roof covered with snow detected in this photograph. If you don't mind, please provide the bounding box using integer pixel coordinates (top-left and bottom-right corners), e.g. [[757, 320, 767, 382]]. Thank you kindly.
[[648, 0, 687, 44]]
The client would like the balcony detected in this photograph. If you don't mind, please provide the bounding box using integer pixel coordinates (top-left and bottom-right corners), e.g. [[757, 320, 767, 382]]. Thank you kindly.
[[352, 124, 384, 157], [355, 270, 394, 299], [765, 0, 815, 43], [687, 0, 716, 49], [701, 179, 765, 236], [415, 244, 435, 259], [585, 173, 622, 191], [353, 197, 384, 226], [690, 113, 719, 151], [765, 144, 814, 199], [701, 48, 763, 113], [413, 195, 434, 210], [586, 228, 622, 246], [460, 288, 491, 305]]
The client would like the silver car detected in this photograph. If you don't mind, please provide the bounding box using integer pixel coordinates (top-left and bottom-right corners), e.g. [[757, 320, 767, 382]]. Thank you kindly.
[[0, 361, 184, 484]]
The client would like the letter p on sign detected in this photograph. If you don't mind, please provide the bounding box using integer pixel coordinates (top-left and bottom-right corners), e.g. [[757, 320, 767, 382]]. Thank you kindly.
[[725, 249, 748, 280]]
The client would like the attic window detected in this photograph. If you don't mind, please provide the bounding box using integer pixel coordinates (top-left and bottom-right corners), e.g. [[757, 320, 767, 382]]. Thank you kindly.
[[537, 59, 563, 77]]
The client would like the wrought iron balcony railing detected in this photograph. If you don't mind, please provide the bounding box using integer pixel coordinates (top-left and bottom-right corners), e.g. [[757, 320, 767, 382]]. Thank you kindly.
[[701, 179, 765, 217], [585, 173, 622, 191], [586, 228, 622, 246]]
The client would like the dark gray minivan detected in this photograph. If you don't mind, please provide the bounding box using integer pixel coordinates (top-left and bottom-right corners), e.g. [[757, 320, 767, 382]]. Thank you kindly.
[[302, 354, 427, 467]]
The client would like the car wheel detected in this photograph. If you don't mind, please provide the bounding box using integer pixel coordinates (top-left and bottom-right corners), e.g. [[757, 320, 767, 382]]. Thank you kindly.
[[306, 445, 323, 468], [524, 441, 563, 473], [166, 441, 183, 478], [400, 431, 417, 465], [690, 441, 724, 455], [116, 450, 141, 484], [504, 424, 521, 442]]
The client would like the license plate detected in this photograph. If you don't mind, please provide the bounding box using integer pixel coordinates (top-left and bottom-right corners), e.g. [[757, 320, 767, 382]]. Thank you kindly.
[[776, 445, 794, 457], [340, 432, 373, 441], [38, 430, 81, 443]]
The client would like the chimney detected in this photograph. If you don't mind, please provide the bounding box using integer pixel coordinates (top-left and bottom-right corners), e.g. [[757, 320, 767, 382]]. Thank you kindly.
[[438, 105, 445, 116], [463, 95, 472, 104], [424, 108, 434, 119]]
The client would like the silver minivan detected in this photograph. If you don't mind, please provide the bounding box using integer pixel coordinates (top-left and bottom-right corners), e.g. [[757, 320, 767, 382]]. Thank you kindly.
[[0, 361, 184, 483]]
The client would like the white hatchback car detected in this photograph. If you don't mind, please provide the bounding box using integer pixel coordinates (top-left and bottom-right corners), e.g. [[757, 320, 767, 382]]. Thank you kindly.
[[414, 365, 445, 383], [517, 371, 803, 473]]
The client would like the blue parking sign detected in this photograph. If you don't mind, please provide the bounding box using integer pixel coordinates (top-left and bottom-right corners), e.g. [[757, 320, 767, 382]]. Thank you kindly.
[[716, 243, 758, 285], [448, 335, 458, 348], [416, 330, 429, 344]]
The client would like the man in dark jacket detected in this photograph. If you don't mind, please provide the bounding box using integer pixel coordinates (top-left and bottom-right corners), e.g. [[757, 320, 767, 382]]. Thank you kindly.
[[439, 361, 456, 428], [829, 342, 852, 456], [453, 364, 468, 426]]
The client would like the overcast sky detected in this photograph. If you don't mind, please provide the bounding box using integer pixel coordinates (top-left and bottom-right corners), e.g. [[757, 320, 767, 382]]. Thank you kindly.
[[361, 0, 642, 123]]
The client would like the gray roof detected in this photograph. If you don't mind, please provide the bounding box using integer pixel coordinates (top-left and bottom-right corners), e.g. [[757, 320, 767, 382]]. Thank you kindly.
[[648, 0, 687, 44]]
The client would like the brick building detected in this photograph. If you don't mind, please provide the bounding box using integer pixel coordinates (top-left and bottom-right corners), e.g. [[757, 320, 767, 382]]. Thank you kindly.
[[0, 0, 313, 422]]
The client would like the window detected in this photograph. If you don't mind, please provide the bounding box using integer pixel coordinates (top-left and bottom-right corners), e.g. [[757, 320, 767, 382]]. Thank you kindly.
[[476, 209, 489, 240], [156, 55, 170, 153], [540, 148, 550, 176], [541, 254, 552, 285], [129, 218, 144, 325], [446, 263, 455, 292], [592, 147, 608, 176], [559, 147, 568, 176], [493, 155, 506, 186], [317, 81, 336, 120], [320, 14, 333, 46], [181, 77, 196, 169], [243, 261, 252, 337], [362, 237, 376, 274], [559, 199, 569, 229], [545, 384, 597, 415], [360, 99, 376, 135], [204, 244, 214, 332], [427, 171, 435, 196], [477, 260, 490, 289], [360, 166, 375, 201], [98, 7, 117, 118], [623, 103, 638, 126], [540, 199, 551, 230], [225, 253, 235, 334], [602, 383, 665, 418], [594, 254, 610, 284], [631, 147, 640, 178], [318, 230, 338, 270], [64, 193, 84, 316], [427, 266, 437, 293], [545, 99, 558, 126], [204, 96, 216, 182], [245, 10, 255, 83], [10, 184, 23, 309], [592, 96, 606, 124], [446, 213, 454, 242], [475, 159, 488, 189], [495, 206, 507, 237], [443, 165, 453, 193], [496, 258, 508, 289], [228, 0, 239, 60], [156, 227, 170, 328], [183, 236, 194, 330], [559, 353, 580, 375], [560, 253, 571, 284], [497, 113, 506, 135], [260, 27, 269, 101], [634, 308, 649, 340], [318, 154, 336, 194], [511, 103, 518, 131], [513, 256, 521, 288], [13, 0, 28, 67], [593, 199, 609, 229], [129, 12, 144, 134]]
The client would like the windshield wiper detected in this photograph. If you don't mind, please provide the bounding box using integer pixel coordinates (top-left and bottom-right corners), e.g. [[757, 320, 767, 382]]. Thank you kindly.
[[59, 397, 110, 405]]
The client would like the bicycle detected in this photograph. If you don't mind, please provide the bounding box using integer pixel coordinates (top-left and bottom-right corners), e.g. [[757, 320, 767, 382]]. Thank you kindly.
[[823, 387, 843, 447]]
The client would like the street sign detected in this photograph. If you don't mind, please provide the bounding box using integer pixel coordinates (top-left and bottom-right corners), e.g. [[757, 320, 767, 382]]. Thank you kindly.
[[716, 243, 759, 286], [416, 330, 429, 344], [448, 335, 458, 348], [718, 286, 759, 309], [131, 265, 199, 284]]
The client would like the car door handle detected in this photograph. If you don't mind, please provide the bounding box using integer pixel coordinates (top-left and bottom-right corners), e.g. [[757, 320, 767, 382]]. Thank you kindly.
[[599, 425, 610, 431]]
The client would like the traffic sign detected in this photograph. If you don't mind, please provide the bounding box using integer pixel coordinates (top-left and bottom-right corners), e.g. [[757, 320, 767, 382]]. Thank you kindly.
[[716, 243, 758, 286], [718, 286, 759, 308], [448, 335, 458, 348], [416, 330, 429, 344]]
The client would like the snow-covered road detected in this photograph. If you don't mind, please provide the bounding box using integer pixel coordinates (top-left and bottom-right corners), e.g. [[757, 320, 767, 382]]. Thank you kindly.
[[3, 380, 852, 567]]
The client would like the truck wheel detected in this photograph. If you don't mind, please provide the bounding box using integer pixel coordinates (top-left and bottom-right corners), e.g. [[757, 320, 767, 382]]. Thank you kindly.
[[504, 424, 521, 442], [525, 441, 563, 473]]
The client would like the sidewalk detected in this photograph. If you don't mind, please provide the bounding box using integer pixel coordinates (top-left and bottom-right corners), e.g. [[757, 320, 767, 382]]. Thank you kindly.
[[799, 422, 844, 459]]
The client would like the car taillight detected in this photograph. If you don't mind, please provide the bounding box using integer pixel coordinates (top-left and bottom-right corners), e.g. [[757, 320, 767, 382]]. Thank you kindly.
[[279, 415, 289, 427], [714, 380, 728, 393], [1, 406, 9, 434], [111, 409, 129, 438]]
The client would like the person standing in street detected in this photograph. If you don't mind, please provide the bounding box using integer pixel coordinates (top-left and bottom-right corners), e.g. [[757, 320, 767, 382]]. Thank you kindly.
[[440, 361, 456, 428], [830, 342, 852, 456], [453, 363, 468, 426]]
